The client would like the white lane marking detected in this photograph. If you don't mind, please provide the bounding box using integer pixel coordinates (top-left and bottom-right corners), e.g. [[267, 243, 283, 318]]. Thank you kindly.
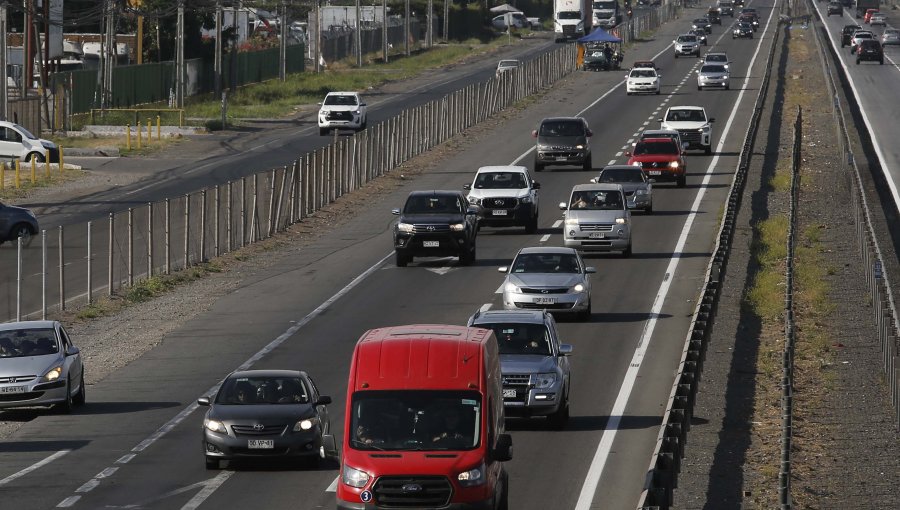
[[56, 251, 396, 506], [573, 3, 778, 508], [181, 471, 235, 510], [116, 453, 136, 464], [479, 303, 493, 312], [495, 283, 505, 294], [424, 267, 453, 275], [607, 160, 618, 166], [0, 450, 70, 486], [626, 138, 634, 144], [615, 152, 623, 157], [57, 496, 80, 508], [327, 476, 339, 492], [642, 121, 649, 126], [552, 220, 562, 228], [540, 234, 552, 242]]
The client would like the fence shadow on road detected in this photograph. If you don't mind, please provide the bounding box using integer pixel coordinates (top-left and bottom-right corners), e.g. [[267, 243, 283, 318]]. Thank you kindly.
[[0, 439, 91, 453]]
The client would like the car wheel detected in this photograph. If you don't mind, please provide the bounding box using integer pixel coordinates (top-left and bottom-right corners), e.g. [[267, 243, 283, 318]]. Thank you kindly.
[[534, 161, 543, 172], [56, 377, 74, 414], [578, 299, 592, 321], [705, 145, 712, 156], [626, 91, 632, 95], [73, 373, 86, 406], [646, 203, 653, 214], [319, 128, 328, 136], [697, 85, 702, 91], [880, 59, 884, 65], [622, 243, 632, 258], [9, 223, 34, 245], [205, 457, 220, 470], [547, 399, 570, 430], [582, 155, 592, 172], [395, 251, 409, 267], [725, 84, 730, 90], [27, 152, 45, 163], [459, 243, 475, 266], [677, 174, 687, 188], [675, 53, 679, 58], [525, 215, 538, 234]]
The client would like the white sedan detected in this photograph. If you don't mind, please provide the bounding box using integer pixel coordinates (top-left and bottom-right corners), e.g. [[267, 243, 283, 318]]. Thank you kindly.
[[626, 68, 661, 95]]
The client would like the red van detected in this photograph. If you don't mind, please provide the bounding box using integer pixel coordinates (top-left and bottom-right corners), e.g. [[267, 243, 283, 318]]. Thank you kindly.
[[327, 325, 512, 510]]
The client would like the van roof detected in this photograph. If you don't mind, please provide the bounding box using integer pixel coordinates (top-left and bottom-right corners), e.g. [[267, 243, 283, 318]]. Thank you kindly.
[[353, 325, 493, 392]]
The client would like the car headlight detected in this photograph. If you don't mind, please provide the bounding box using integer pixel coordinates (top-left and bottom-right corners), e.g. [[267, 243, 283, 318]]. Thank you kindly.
[[40, 140, 56, 149], [520, 196, 532, 204], [669, 161, 680, 168], [505, 282, 521, 293], [575, 144, 585, 150], [565, 218, 579, 225], [42, 366, 62, 382], [468, 197, 481, 205], [450, 223, 465, 232], [204, 419, 227, 434], [397, 222, 414, 233], [616, 217, 628, 224], [342, 465, 370, 488], [572, 283, 585, 292], [636, 189, 648, 195], [531, 373, 557, 389], [294, 417, 318, 432], [352, 109, 361, 115], [458, 464, 486, 487], [702, 125, 710, 132]]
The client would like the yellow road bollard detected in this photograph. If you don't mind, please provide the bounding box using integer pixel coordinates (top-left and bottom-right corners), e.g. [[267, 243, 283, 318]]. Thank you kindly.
[[15, 160, 20, 188], [137, 122, 142, 149], [147, 119, 152, 143], [157, 115, 161, 140], [30, 157, 35, 184], [126, 124, 131, 151], [59, 147, 65, 175]]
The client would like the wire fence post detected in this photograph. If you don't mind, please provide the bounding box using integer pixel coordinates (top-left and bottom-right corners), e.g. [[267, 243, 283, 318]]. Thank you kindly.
[[16, 236, 22, 321], [184, 194, 191, 267], [108, 213, 114, 296], [87, 221, 92, 305], [41, 230, 47, 319], [165, 198, 171, 275], [200, 189, 207, 262], [214, 185, 220, 258], [58, 225, 65, 311], [148, 202, 153, 278], [128, 208, 134, 287]]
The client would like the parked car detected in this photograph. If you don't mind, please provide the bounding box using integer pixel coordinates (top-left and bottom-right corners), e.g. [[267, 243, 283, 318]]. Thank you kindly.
[[0, 121, 59, 162], [626, 137, 688, 187], [496, 59, 522, 78], [317, 92, 367, 135], [559, 183, 632, 256], [0, 320, 85, 413], [856, 39, 884, 64], [467, 309, 573, 427], [850, 30, 875, 54], [697, 63, 731, 90], [198, 370, 332, 469], [840, 24, 862, 47], [532, 117, 593, 171], [827, 1, 843, 16], [659, 105, 715, 155], [492, 12, 528, 29], [882, 28, 900, 46], [692, 17, 713, 33], [626, 67, 661, 95], [688, 28, 709, 45], [704, 51, 731, 68], [497, 246, 596, 319], [464, 165, 540, 233], [673, 34, 702, 58], [0, 200, 39, 244], [869, 12, 886, 26], [733, 21, 754, 38], [591, 165, 654, 213], [392, 190, 479, 267]]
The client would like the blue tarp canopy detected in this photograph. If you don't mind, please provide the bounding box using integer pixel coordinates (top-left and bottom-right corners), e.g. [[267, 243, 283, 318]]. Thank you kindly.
[[577, 27, 623, 43]]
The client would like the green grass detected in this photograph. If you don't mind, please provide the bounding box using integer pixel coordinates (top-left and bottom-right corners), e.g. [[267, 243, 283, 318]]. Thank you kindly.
[[769, 167, 792, 192], [745, 215, 790, 321]]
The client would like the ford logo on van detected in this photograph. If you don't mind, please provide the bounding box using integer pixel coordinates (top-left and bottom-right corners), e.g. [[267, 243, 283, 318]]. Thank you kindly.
[[402, 483, 423, 493]]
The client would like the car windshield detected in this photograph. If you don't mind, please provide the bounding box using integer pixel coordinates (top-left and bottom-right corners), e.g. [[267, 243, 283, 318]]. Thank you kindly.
[[323, 94, 358, 106], [694, 18, 709, 23], [598, 168, 645, 183], [215, 375, 310, 405], [630, 69, 656, 78], [403, 195, 461, 214], [677, 35, 697, 43], [0, 328, 58, 358], [568, 190, 624, 210], [855, 33, 873, 39], [474, 172, 527, 189], [666, 109, 706, 122], [484, 323, 553, 356], [701, 64, 727, 73], [706, 54, 727, 62], [498, 60, 519, 68], [635, 140, 678, 155], [350, 390, 481, 451], [558, 10, 581, 19], [593, 1, 617, 8], [539, 120, 584, 137], [511, 252, 582, 273], [634, 62, 654, 68]]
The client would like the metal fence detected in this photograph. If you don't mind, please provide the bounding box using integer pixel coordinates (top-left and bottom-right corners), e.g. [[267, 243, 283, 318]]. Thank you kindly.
[[319, 19, 426, 63], [0, 44, 578, 322], [636, 4, 785, 508], [610, 2, 684, 45]]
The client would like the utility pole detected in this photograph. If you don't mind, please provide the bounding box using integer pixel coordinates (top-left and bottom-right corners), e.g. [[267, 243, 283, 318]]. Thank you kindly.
[[443, 0, 449, 42], [404, 0, 409, 56], [313, 0, 320, 73], [0, 1, 7, 120], [230, 0, 239, 90], [23, 0, 32, 98], [279, 0, 287, 80], [175, 0, 184, 107], [355, 0, 361, 67], [214, 0, 222, 95], [382, 0, 388, 63], [427, 0, 432, 47]]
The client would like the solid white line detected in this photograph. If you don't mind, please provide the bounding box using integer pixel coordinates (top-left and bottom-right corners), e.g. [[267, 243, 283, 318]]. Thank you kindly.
[[552, 219, 562, 228], [607, 160, 617, 166], [573, 3, 778, 508], [495, 283, 505, 294], [327, 475, 339, 492], [615, 151, 623, 157], [181, 471, 234, 510], [0, 450, 70, 486], [540, 233, 552, 242], [479, 303, 493, 312], [56, 496, 80, 508]]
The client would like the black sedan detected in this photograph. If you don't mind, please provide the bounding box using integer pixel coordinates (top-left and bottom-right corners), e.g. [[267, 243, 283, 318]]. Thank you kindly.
[[688, 28, 708, 45], [733, 22, 754, 39], [692, 17, 713, 34], [827, 1, 843, 16], [199, 370, 332, 469]]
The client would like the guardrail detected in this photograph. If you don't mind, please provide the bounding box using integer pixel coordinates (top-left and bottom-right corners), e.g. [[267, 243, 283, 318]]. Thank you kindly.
[[635, 5, 786, 508], [0, 44, 577, 322]]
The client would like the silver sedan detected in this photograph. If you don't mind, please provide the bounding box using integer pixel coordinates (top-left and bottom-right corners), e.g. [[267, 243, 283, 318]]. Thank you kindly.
[[882, 28, 900, 46], [697, 63, 731, 90], [0, 321, 85, 413], [499, 247, 596, 321]]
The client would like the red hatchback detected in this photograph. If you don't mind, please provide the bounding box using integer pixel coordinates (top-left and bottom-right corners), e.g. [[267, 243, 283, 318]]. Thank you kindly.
[[626, 137, 688, 187]]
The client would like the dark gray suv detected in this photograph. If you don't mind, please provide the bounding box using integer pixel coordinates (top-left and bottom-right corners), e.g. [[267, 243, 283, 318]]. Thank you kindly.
[[468, 309, 573, 429], [532, 117, 593, 172], [0, 201, 38, 244], [392, 190, 479, 267]]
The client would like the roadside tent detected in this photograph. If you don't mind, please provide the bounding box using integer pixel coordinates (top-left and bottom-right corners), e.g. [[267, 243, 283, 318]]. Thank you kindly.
[[489, 3, 522, 14], [576, 28, 624, 69]]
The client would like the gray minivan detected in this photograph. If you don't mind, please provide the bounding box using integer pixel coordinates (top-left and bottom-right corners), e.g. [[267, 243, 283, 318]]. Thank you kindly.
[[559, 183, 632, 256]]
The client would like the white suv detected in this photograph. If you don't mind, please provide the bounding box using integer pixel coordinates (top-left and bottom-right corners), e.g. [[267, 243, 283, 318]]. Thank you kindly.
[[659, 106, 715, 155], [464, 166, 540, 233], [673, 34, 701, 58], [317, 92, 367, 135]]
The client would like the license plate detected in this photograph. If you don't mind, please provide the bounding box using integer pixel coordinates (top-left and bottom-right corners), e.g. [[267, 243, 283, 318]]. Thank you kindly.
[[503, 389, 517, 398], [556, 157, 568, 161], [589, 232, 605, 239], [248, 440, 274, 449], [648, 170, 662, 175], [492, 209, 508, 216], [423, 241, 439, 248], [535, 297, 556, 305], [0, 386, 25, 394]]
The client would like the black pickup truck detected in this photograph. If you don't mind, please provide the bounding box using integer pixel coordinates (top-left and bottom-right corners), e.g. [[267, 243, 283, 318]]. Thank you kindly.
[[392, 190, 479, 267]]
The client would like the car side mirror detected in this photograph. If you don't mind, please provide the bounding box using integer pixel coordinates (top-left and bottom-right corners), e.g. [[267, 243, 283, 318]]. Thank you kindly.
[[463, 183, 471, 190], [391, 208, 401, 215], [532, 181, 541, 190], [625, 150, 632, 156], [493, 433, 513, 462], [321, 434, 339, 460], [657, 118, 663, 123], [586, 130, 593, 137], [709, 118, 716, 123], [498, 266, 509, 273], [317, 102, 322, 106], [65, 345, 80, 356], [197, 396, 211, 406], [558, 202, 568, 210], [360, 102, 367, 106], [585, 266, 597, 273], [589, 177, 598, 183], [531, 130, 538, 138], [316, 395, 332, 406], [559, 344, 574, 356]]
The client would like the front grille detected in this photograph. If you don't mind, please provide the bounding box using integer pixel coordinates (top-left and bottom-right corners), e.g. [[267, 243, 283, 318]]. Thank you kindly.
[[677, 130, 702, 144], [232, 424, 287, 436], [640, 161, 673, 170], [0, 391, 44, 402], [514, 302, 577, 310], [563, 25, 577, 34], [503, 374, 530, 385], [503, 374, 530, 403], [373, 476, 452, 508], [326, 111, 353, 121], [579, 223, 614, 232], [229, 447, 291, 456], [482, 197, 518, 209], [520, 287, 568, 294], [0, 375, 37, 384], [580, 241, 613, 247], [411, 224, 451, 234]]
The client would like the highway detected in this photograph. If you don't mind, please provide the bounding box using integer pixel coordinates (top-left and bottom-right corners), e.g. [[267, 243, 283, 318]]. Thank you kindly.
[[0, 3, 778, 509]]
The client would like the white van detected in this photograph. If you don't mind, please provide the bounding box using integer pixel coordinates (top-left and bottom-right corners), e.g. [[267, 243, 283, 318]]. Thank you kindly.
[[0, 121, 59, 162]]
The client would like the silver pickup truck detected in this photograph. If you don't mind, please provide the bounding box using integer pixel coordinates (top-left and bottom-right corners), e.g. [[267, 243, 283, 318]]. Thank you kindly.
[[468, 309, 573, 429]]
